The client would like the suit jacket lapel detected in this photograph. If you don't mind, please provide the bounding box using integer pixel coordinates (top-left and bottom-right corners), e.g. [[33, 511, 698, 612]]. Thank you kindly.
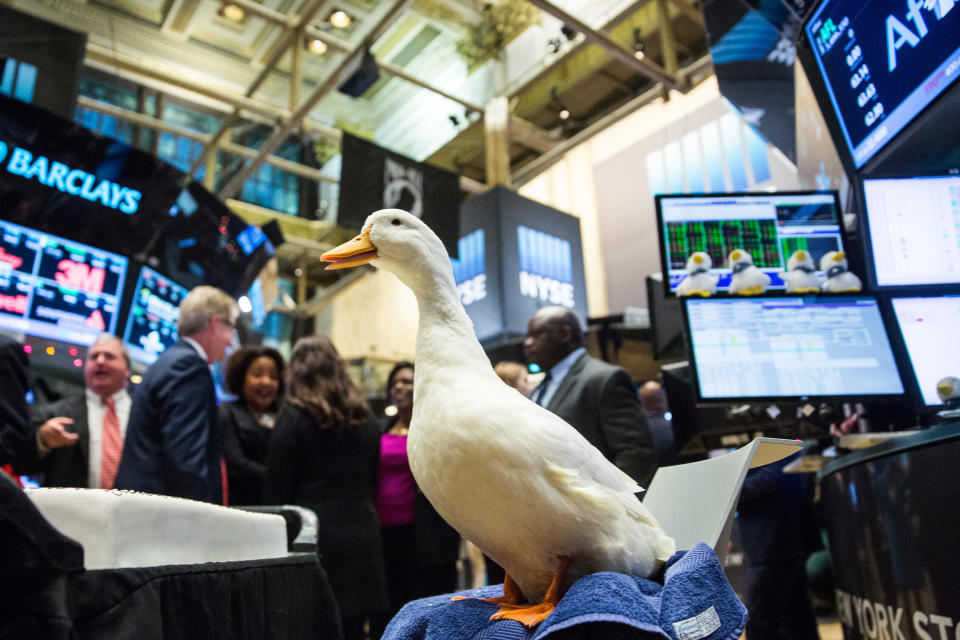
[[546, 352, 587, 412]]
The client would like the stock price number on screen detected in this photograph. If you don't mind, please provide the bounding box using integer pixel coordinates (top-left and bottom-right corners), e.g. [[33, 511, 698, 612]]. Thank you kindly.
[[850, 64, 869, 89], [846, 44, 862, 68], [864, 102, 884, 127], [857, 83, 877, 108]]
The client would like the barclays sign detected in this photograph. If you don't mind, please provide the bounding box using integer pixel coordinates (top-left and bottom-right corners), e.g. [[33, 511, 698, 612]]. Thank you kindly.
[[0, 140, 143, 214]]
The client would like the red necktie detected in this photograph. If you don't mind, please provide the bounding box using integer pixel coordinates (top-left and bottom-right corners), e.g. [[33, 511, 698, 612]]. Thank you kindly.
[[100, 396, 123, 489]]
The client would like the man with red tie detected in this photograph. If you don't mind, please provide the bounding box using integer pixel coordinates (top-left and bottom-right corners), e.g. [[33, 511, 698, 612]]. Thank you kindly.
[[18, 334, 132, 488]]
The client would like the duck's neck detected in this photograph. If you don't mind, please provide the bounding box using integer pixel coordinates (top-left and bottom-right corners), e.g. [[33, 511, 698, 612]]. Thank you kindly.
[[410, 266, 491, 374]]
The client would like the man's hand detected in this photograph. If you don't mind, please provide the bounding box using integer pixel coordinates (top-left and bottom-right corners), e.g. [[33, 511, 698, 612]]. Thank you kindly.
[[38, 417, 79, 449]]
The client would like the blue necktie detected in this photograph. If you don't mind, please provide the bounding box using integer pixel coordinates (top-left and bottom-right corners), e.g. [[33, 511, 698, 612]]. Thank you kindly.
[[533, 372, 552, 406]]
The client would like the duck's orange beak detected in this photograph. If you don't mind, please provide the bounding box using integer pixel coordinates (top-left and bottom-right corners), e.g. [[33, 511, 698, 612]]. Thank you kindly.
[[321, 228, 378, 270]]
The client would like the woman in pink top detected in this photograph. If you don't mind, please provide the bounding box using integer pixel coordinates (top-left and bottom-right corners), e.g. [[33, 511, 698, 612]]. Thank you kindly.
[[373, 362, 460, 634]]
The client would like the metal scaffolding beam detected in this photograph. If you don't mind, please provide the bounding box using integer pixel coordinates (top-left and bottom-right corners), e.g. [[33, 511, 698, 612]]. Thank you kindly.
[[217, 0, 416, 200], [523, 0, 679, 90]]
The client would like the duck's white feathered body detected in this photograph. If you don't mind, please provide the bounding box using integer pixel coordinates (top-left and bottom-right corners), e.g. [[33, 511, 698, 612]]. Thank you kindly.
[[324, 209, 675, 605]]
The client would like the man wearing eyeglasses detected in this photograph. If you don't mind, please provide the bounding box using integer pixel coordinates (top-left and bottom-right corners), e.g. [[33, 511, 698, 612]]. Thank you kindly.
[[116, 286, 238, 504]]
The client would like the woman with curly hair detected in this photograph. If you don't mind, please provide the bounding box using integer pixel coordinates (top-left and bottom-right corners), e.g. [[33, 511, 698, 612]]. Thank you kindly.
[[263, 335, 387, 640], [220, 345, 285, 505]]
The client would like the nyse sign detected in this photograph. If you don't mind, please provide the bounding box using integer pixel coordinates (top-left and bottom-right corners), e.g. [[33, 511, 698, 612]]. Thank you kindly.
[[517, 226, 575, 309]]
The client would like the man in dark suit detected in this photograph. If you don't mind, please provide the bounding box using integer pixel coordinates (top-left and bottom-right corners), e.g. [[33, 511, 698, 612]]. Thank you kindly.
[[0, 333, 32, 466], [115, 285, 237, 504], [19, 334, 132, 488], [523, 306, 659, 487]]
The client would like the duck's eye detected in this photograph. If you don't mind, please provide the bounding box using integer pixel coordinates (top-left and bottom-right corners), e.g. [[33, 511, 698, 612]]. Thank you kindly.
[[391, 218, 401, 226]]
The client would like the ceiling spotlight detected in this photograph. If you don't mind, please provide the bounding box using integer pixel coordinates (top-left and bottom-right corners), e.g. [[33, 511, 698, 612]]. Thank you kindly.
[[448, 114, 460, 127], [560, 25, 577, 40], [329, 9, 351, 29], [558, 109, 570, 121], [632, 28, 646, 60], [219, 3, 245, 21], [307, 38, 328, 55], [547, 37, 562, 54]]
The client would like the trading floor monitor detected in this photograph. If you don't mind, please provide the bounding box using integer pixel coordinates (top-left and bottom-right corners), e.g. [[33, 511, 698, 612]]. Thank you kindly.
[[683, 296, 905, 402]]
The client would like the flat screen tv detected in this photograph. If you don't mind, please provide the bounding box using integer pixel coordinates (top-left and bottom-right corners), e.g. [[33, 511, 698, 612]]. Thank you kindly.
[[0, 218, 127, 345], [656, 191, 844, 295], [683, 295, 905, 402], [888, 294, 960, 407], [150, 182, 275, 297], [800, 0, 960, 170], [861, 174, 960, 288], [121, 265, 189, 365]]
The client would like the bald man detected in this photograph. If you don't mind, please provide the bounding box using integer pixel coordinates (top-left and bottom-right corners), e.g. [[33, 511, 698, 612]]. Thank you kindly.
[[523, 306, 659, 487]]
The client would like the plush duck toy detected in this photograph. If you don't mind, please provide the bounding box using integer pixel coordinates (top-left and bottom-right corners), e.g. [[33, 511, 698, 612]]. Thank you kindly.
[[676, 251, 718, 297], [819, 251, 862, 292], [321, 210, 676, 627], [727, 248, 770, 295], [783, 249, 822, 294]]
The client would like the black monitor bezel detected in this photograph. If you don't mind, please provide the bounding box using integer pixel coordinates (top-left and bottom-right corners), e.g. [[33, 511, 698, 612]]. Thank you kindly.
[[795, 0, 960, 175], [681, 292, 907, 404], [654, 190, 844, 298]]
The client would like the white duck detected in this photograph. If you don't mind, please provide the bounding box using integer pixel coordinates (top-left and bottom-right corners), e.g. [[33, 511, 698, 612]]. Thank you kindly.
[[783, 249, 822, 294], [819, 251, 862, 292], [727, 248, 770, 295], [676, 251, 718, 297], [321, 209, 675, 627]]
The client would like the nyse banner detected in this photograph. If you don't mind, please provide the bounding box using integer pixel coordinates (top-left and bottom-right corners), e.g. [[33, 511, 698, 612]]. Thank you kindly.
[[338, 133, 460, 256], [457, 187, 587, 346]]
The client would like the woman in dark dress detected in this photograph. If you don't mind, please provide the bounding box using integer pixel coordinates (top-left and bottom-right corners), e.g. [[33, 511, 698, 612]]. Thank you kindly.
[[263, 336, 387, 640], [220, 346, 285, 505]]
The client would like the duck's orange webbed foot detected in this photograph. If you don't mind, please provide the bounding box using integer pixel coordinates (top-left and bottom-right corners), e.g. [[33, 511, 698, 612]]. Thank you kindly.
[[488, 555, 570, 628]]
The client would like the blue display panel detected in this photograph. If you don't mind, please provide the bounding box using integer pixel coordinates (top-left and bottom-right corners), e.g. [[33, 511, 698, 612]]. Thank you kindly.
[[803, 0, 960, 169], [656, 192, 844, 294], [122, 266, 188, 364], [0, 219, 126, 345], [684, 296, 904, 401], [862, 174, 960, 287], [890, 295, 960, 406]]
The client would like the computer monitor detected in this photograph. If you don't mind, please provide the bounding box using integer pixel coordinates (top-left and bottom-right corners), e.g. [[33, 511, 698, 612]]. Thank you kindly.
[[656, 191, 844, 295], [862, 175, 960, 288], [121, 265, 188, 365], [889, 295, 960, 407], [0, 218, 127, 345], [800, 0, 960, 170], [683, 296, 905, 402]]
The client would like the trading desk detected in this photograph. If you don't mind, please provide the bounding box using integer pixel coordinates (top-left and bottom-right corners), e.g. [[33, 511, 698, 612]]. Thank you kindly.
[[818, 421, 960, 640]]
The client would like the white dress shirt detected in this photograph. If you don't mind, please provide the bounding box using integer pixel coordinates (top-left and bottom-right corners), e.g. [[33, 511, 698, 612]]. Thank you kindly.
[[535, 346, 586, 409]]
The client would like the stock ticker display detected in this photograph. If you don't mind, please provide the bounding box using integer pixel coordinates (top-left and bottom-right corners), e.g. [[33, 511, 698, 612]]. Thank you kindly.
[[122, 265, 188, 365], [804, 0, 960, 168], [0, 218, 127, 345]]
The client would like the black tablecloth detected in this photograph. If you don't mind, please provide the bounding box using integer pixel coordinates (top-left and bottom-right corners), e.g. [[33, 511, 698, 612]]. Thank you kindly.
[[1, 478, 342, 639], [66, 554, 342, 640]]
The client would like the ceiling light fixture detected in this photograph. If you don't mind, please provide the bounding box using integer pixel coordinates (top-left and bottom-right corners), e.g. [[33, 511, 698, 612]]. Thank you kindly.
[[632, 28, 646, 60], [546, 37, 562, 54], [219, 3, 245, 21], [558, 109, 570, 121], [561, 25, 577, 40], [307, 38, 328, 55], [329, 10, 351, 29]]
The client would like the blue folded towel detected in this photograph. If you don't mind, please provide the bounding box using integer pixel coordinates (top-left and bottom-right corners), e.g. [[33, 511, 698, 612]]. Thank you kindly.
[[383, 542, 747, 640]]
